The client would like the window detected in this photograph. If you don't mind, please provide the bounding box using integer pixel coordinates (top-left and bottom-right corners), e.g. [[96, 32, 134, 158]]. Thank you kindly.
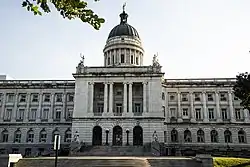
[[238, 130, 246, 143], [55, 108, 61, 120], [64, 129, 72, 142], [162, 92, 165, 100], [29, 108, 37, 121], [97, 103, 104, 114], [181, 93, 188, 101], [52, 129, 60, 142], [211, 130, 218, 143], [116, 89, 122, 95], [112, 55, 114, 64], [184, 130, 192, 142], [25, 148, 32, 157], [41, 108, 49, 120], [170, 108, 176, 118], [4, 108, 12, 121], [136, 57, 139, 65], [169, 94, 175, 101], [164, 131, 167, 143], [7, 94, 14, 102], [40, 129, 47, 143], [67, 94, 74, 102], [19, 94, 26, 102], [207, 93, 214, 101], [121, 54, 124, 63], [115, 103, 123, 116], [221, 108, 228, 120], [208, 108, 215, 120], [12, 148, 19, 154], [235, 109, 243, 120], [108, 57, 110, 65], [195, 108, 202, 120], [31, 94, 39, 102], [194, 93, 201, 101], [162, 106, 165, 117], [224, 130, 232, 143], [66, 108, 73, 120], [0, 93, 2, 103], [43, 94, 50, 102], [16, 108, 24, 121], [1, 130, 8, 142], [182, 108, 188, 116], [171, 129, 178, 142], [220, 93, 227, 101], [197, 129, 205, 142], [26, 129, 34, 143], [134, 103, 141, 115], [55, 93, 63, 102], [14, 130, 21, 143], [131, 55, 134, 64]]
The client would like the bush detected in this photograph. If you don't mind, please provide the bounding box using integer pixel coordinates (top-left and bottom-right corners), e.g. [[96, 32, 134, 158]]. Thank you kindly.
[[214, 157, 250, 167]]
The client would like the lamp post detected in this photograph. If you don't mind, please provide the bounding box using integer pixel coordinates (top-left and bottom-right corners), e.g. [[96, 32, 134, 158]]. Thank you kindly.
[[126, 129, 130, 146], [105, 129, 109, 145], [54, 135, 60, 167]]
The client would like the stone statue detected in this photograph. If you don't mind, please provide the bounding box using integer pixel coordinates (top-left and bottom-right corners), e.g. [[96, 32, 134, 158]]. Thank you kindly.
[[152, 54, 161, 67], [152, 130, 158, 142], [73, 131, 80, 143], [123, 2, 126, 12]]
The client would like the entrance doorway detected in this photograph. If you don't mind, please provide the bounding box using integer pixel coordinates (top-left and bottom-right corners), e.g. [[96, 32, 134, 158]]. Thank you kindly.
[[92, 126, 102, 145], [112, 126, 122, 146], [133, 126, 143, 146]]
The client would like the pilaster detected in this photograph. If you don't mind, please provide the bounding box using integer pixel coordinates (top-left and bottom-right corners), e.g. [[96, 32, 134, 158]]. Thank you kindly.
[[228, 90, 235, 123], [215, 91, 222, 122], [0, 93, 6, 121], [24, 93, 31, 122], [12, 94, 18, 122], [36, 93, 43, 123], [103, 82, 108, 116], [108, 82, 114, 116], [189, 91, 196, 122], [202, 91, 209, 123], [177, 92, 183, 122], [123, 82, 128, 116], [49, 93, 55, 122], [128, 82, 133, 116]]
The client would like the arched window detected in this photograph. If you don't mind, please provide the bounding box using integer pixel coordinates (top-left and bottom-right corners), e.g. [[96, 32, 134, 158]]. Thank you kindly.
[[197, 129, 205, 143], [238, 130, 247, 143], [171, 129, 178, 142], [184, 130, 192, 142], [131, 55, 134, 64], [64, 129, 72, 142], [14, 129, 22, 143], [211, 130, 218, 143], [108, 57, 110, 65], [162, 92, 165, 100], [1, 129, 8, 143], [39, 129, 47, 143], [52, 129, 60, 142], [224, 130, 232, 143], [27, 129, 34, 143]]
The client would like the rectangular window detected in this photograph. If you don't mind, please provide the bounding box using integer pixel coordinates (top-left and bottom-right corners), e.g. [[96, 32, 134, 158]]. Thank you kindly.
[[136, 57, 139, 65], [55, 108, 61, 120], [31, 94, 39, 102], [7, 94, 14, 103], [182, 108, 188, 116], [55, 93, 63, 102], [16, 108, 25, 121], [131, 55, 134, 64], [121, 54, 125, 63], [164, 131, 167, 143], [195, 108, 202, 120], [208, 108, 215, 120], [162, 106, 165, 117], [221, 108, 228, 120], [67, 94, 74, 102], [2, 133, 8, 143], [29, 108, 37, 121], [220, 93, 227, 101], [170, 108, 176, 118], [0, 93, 2, 103], [97, 103, 104, 113], [19, 94, 26, 103], [66, 108, 73, 120], [43, 94, 50, 102], [235, 109, 243, 120], [41, 108, 49, 120], [169, 94, 175, 101], [207, 93, 214, 101], [181, 93, 188, 101], [115, 103, 123, 116], [4, 108, 12, 121], [194, 93, 201, 101]]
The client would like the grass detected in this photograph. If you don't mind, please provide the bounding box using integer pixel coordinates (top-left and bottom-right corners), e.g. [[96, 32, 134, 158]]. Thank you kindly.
[[214, 157, 250, 167]]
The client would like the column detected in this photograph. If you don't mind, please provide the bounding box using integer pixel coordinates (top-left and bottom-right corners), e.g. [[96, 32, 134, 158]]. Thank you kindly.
[[244, 109, 250, 123], [49, 93, 55, 122], [36, 93, 43, 122], [128, 82, 133, 116], [143, 82, 147, 113], [202, 92, 209, 122], [25, 93, 31, 122], [177, 92, 182, 122], [124, 49, 127, 64], [189, 92, 195, 122], [12, 94, 18, 122], [103, 82, 108, 116], [123, 82, 127, 115], [89, 82, 94, 113], [62, 93, 66, 121], [215, 91, 222, 122], [109, 83, 113, 114], [228, 91, 235, 122], [0, 93, 6, 121], [165, 92, 169, 121]]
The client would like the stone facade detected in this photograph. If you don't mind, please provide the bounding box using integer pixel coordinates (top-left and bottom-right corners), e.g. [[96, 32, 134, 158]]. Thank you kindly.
[[0, 9, 249, 157]]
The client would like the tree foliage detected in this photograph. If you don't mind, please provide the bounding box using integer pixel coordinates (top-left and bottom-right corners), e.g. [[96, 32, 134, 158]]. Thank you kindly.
[[233, 72, 250, 110], [22, 0, 105, 30]]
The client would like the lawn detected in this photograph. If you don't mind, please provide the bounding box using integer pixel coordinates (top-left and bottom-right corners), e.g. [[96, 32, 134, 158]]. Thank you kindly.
[[214, 157, 250, 167]]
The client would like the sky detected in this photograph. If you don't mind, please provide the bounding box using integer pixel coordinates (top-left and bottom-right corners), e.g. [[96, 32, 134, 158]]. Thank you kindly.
[[0, 0, 250, 80]]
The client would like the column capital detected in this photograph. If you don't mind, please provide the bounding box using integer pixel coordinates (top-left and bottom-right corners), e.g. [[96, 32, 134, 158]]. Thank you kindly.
[[142, 81, 148, 85], [215, 91, 220, 94], [189, 91, 193, 94], [109, 82, 114, 85], [123, 82, 128, 85], [128, 82, 133, 85], [88, 82, 94, 85], [103, 82, 108, 85], [202, 91, 206, 94], [228, 90, 233, 94]]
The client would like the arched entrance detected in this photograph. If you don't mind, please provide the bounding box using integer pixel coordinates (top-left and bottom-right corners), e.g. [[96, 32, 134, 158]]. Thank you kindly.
[[133, 126, 143, 146], [112, 126, 122, 146], [92, 126, 102, 146]]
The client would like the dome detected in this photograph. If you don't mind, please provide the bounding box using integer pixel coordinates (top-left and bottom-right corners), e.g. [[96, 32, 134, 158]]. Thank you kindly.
[[107, 11, 140, 39]]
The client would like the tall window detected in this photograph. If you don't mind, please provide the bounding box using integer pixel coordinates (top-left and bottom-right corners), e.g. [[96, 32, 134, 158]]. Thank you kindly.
[[115, 103, 123, 116], [131, 55, 134, 64], [64, 129, 72, 142], [14, 130, 22, 143], [1, 130, 8, 143], [40, 129, 47, 143], [195, 108, 202, 120], [4, 108, 12, 121], [171, 129, 178, 142], [7, 94, 14, 102], [28, 108, 37, 121], [211, 130, 218, 143], [66, 108, 73, 120], [26, 129, 34, 143], [224, 130, 232, 143], [184, 130, 192, 142], [67, 94, 74, 102], [121, 54, 125, 63], [208, 108, 215, 120], [170, 108, 176, 118], [221, 109, 228, 120], [197, 129, 205, 143], [41, 108, 49, 120], [235, 109, 243, 120], [54, 108, 61, 120], [136, 57, 139, 65], [16, 108, 25, 121], [238, 130, 246, 143], [182, 108, 188, 117]]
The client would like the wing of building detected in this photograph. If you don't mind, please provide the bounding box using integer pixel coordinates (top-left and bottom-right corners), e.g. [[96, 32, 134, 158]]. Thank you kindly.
[[0, 9, 248, 157]]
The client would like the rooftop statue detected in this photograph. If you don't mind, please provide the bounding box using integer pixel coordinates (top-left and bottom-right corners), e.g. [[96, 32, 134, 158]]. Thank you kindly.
[[152, 54, 161, 67]]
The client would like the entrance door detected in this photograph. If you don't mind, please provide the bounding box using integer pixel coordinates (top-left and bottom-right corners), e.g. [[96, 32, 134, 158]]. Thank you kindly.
[[92, 126, 102, 145], [133, 126, 143, 146], [112, 126, 122, 146]]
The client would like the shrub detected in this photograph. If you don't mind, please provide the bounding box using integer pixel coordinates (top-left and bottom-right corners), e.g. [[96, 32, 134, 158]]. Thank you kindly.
[[214, 157, 250, 167]]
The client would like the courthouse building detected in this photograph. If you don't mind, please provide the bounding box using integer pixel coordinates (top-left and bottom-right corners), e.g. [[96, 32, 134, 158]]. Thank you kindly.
[[0, 9, 249, 157]]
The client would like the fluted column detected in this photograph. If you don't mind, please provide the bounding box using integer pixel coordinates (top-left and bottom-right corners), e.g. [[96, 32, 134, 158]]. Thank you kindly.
[[244, 109, 250, 123], [123, 82, 127, 116], [103, 82, 108, 116], [128, 82, 133, 116], [143, 82, 147, 113], [62, 93, 66, 121], [177, 92, 182, 122], [24, 93, 31, 122], [202, 92, 209, 122], [228, 91, 235, 122], [89, 82, 94, 113], [49, 93, 55, 122], [12, 94, 18, 122], [109, 83, 113, 114], [215, 92, 222, 122], [36, 93, 43, 122], [0, 93, 6, 121], [189, 92, 195, 122]]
